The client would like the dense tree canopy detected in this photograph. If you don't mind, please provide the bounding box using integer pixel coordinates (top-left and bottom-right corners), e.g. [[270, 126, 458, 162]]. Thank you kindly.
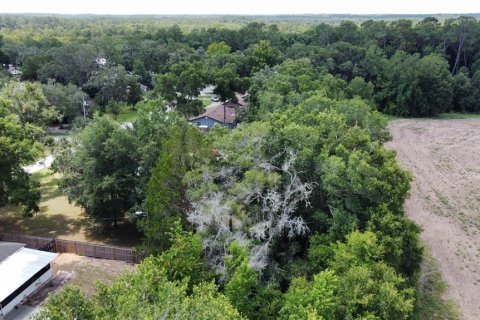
[[13, 14, 480, 320]]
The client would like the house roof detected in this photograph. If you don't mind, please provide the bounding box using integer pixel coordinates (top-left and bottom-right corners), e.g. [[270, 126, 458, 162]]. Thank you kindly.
[[0, 242, 24, 263], [191, 104, 236, 124], [222, 93, 247, 108], [235, 93, 247, 106], [0, 247, 58, 304]]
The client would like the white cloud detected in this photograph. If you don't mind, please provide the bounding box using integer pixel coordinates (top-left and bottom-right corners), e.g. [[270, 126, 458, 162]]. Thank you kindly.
[[0, 0, 479, 15]]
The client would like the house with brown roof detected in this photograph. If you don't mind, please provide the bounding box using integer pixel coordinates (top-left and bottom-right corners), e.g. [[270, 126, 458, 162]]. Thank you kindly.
[[190, 104, 237, 130], [190, 93, 247, 130]]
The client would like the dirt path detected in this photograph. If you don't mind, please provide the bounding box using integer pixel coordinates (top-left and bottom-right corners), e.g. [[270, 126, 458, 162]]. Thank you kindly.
[[23, 155, 54, 173], [386, 119, 480, 320]]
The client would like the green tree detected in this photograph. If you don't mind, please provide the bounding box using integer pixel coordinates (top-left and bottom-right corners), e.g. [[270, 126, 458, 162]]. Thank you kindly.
[[330, 231, 415, 320], [149, 221, 211, 287], [246, 40, 281, 72], [154, 61, 206, 115], [1, 81, 60, 127], [86, 65, 136, 106], [347, 76, 374, 101], [37, 257, 244, 320], [376, 52, 453, 117], [126, 80, 143, 105], [33, 286, 95, 320], [38, 43, 98, 86], [42, 82, 87, 123], [224, 241, 284, 320], [0, 103, 43, 216], [53, 116, 139, 226], [280, 271, 338, 320], [133, 58, 152, 87], [132, 99, 180, 202], [451, 68, 479, 112], [107, 98, 119, 119], [211, 63, 249, 102], [143, 124, 208, 252]]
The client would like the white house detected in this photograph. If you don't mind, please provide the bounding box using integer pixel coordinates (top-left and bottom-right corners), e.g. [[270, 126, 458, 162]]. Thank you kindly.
[[0, 242, 57, 319]]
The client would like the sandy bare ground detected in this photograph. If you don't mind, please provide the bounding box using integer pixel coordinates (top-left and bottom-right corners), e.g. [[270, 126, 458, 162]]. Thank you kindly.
[[26, 253, 136, 308], [386, 119, 480, 320]]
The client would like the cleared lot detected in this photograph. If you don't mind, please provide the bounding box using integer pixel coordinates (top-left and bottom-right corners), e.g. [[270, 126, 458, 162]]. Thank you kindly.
[[26, 253, 136, 308], [386, 119, 480, 320]]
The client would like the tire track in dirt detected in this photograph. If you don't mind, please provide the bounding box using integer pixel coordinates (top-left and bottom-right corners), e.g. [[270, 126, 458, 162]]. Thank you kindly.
[[386, 119, 480, 320]]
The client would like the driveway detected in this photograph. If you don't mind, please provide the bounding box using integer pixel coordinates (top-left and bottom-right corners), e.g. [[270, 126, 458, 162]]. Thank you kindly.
[[23, 156, 54, 174]]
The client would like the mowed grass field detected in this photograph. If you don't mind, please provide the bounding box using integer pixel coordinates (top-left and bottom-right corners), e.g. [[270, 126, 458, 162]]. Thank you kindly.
[[0, 169, 141, 247]]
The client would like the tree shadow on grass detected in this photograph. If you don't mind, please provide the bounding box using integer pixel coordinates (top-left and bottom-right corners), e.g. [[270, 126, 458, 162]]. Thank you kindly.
[[0, 212, 82, 239], [33, 170, 63, 202], [83, 220, 143, 248]]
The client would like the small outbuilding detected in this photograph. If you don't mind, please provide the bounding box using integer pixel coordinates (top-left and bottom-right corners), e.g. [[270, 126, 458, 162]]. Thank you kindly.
[[0, 242, 57, 319]]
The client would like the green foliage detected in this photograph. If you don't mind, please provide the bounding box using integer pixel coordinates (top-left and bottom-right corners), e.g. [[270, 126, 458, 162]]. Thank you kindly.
[[152, 221, 210, 287], [1, 81, 60, 126], [0, 103, 43, 216], [154, 60, 206, 115], [224, 241, 284, 320], [143, 124, 208, 252], [367, 206, 423, 282], [246, 40, 282, 72], [3, 14, 468, 319], [375, 52, 453, 117], [53, 116, 139, 226], [86, 65, 137, 106], [210, 63, 249, 102], [451, 68, 480, 112], [127, 81, 143, 105], [33, 286, 95, 320], [280, 271, 338, 320], [329, 231, 416, 320], [36, 257, 244, 320], [329, 231, 385, 273], [37, 43, 98, 86], [107, 98, 120, 119], [42, 81, 87, 123], [206, 41, 232, 58], [132, 99, 179, 199]]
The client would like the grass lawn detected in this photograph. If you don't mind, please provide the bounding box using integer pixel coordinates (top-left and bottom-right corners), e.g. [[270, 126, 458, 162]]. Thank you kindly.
[[437, 112, 480, 119], [116, 104, 138, 122], [199, 94, 213, 107], [0, 169, 141, 247]]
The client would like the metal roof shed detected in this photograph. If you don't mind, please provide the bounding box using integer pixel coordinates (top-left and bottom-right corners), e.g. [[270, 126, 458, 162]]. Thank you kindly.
[[0, 245, 57, 319]]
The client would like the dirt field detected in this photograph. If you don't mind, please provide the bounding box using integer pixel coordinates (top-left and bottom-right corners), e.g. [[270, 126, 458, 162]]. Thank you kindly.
[[386, 119, 480, 320], [27, 253, 136, 307]]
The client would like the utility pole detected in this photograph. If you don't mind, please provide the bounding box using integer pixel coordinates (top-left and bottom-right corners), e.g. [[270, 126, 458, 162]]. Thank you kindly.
[[82, 98, 87, 125]]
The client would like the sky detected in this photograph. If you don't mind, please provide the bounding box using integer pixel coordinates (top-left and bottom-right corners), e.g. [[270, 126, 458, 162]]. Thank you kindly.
[[0, 0, 479, 15]]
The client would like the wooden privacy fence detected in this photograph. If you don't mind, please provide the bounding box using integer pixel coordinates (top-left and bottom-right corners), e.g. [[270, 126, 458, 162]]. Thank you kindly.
[[0, 233, 138, 263]]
